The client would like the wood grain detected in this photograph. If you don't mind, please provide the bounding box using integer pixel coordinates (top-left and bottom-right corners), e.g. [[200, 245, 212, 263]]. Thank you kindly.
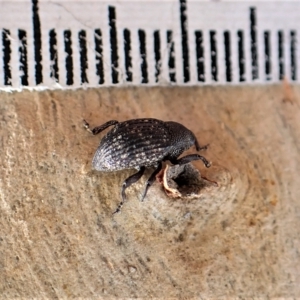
[[0, 85, 299, 297]]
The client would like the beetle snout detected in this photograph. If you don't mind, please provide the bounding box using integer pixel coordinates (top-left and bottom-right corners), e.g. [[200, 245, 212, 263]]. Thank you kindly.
[[92, 154, 110, 171], [92, 160, 111, 171]]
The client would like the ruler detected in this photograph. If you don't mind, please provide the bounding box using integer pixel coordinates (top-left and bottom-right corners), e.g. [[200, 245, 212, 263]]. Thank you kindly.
[[0, 0, 299, 90]]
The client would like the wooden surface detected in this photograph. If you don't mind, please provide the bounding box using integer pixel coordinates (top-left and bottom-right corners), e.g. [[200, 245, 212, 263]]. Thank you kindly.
[[0, 85, 299, 297]]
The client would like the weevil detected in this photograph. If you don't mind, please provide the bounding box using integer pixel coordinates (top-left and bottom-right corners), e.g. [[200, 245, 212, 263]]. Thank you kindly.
[[83, 118, 211, 214]]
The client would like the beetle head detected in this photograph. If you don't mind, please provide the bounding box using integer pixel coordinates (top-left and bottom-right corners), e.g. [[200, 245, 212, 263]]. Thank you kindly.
[[165, 121, 198, 157]]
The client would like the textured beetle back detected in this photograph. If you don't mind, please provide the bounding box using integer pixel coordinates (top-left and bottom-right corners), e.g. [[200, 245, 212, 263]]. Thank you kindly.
[[92, 119, 172, 171]]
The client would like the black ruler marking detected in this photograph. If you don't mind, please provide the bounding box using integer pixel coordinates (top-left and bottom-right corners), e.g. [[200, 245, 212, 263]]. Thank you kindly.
[[180, 0, 190, 82], [18, 29, 29, 86], [32, 0, 43, 84], [108, 6, 119, 84], [224, 31, 231, 82], [210, 31, 217, 81], [138, 29, 148, 84], [2, 29, 12, 86], [250, 7, 258, 80], [153, 30, 161, 83], [237, 30, 245, 82], [167, 30, 176, 83], [64, 30, 73, 85], [278, 30, 284, 80], [290, 31, 297, 81], [195, 30, 204, 82], [79, 30, 89, 84], [94, 29, 104, 84], [123, 28, 133, 82], [264, 31, 271, 81], [49, 29, 59, 82]]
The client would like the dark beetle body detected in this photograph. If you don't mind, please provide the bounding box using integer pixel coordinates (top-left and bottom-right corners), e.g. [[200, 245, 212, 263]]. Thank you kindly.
[[84, 118, 210, 214], [92, 118, 199, 171]]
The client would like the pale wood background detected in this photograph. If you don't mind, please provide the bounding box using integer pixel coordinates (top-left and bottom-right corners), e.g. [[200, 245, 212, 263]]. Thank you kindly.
[[0, 85, 299, 297]]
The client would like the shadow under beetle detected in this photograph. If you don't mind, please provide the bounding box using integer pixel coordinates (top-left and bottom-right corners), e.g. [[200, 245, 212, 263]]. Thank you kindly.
[[84, 118, 211, 214]]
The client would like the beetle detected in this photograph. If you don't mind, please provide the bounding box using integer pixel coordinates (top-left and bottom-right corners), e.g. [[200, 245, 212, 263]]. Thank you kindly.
[[83, 118, 211, 214]]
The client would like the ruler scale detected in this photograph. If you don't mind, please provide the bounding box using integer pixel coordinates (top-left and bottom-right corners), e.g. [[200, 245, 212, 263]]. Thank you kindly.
[[0, 0, 299, 91]]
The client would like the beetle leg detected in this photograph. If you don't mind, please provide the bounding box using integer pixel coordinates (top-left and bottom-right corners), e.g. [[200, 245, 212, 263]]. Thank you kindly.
[[170, 154, 211, 168], [113, 166, 146, 214], [141, 162, 162, 202], [83, 119, 119, 135]]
